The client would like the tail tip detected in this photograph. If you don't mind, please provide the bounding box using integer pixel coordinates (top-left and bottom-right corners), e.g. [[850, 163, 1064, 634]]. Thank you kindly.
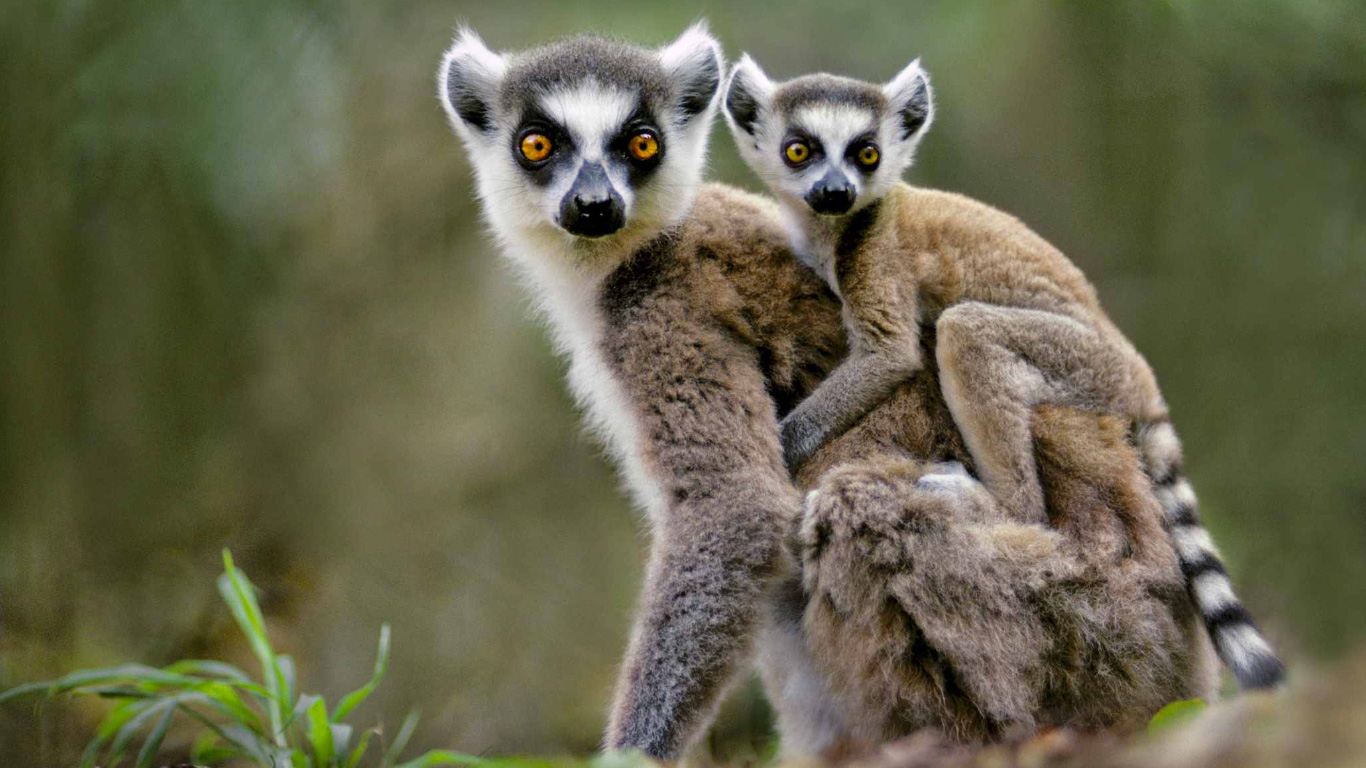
[[1215, 622, 1287, 690], [1234, 652, 1286, 690]]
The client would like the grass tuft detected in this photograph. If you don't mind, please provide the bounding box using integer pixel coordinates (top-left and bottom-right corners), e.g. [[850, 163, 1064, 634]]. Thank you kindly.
[[0, 549, 505, 768]]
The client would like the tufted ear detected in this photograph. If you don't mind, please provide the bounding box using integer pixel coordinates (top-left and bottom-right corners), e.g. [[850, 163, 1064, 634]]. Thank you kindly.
[[658, 22, 723, 123], [722, 54, 774, 138], [883, 58, 934, 141], [439, 26, 508, 140]]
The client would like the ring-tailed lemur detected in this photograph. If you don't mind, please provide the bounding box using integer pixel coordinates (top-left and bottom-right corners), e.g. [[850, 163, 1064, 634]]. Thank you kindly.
[[721, 54, 1284, 691], [439, 25, 809, 757], [439, 26, 1226, 759]]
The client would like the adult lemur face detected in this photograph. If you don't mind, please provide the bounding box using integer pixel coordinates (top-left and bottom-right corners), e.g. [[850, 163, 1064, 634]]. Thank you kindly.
[[723, 56, 934, 218], [440, 26, 722, 257]]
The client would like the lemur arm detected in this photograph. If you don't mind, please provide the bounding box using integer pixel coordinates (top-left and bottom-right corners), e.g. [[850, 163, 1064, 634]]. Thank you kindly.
[[778, 346, 920, 467], [599, 270, 802, 759], [780, 243, 922, 468]]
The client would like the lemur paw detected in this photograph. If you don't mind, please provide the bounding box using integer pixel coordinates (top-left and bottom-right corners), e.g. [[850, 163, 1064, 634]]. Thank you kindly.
[[915, 462, 975, 491], [779, 412, 824, 470]]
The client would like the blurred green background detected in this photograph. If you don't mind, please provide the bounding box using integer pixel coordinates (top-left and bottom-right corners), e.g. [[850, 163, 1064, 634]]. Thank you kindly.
[[2, 0, 1364, 763]]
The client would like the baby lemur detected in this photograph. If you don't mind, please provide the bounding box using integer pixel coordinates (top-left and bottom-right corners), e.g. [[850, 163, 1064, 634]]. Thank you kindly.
[[723, 54, 1283, 691], [441, 26, 1243, 760]]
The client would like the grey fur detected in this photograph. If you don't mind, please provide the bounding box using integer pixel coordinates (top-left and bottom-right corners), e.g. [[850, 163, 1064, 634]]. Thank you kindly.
[[772, 74, 887, 117]]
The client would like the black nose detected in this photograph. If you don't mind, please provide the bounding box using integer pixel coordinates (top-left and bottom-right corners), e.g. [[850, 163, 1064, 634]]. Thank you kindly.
[[806, 170, 856, 215], [560, 163, 626, 238]]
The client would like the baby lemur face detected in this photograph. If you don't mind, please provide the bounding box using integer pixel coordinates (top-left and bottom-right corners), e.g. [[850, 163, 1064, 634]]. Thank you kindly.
[[723, 56, 933, 218], [440, 26, 721, 262]]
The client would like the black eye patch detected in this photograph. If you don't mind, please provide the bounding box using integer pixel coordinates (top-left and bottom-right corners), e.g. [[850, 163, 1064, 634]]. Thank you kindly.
[[781, 129, 824, 160], [844, 133, 881, 172], [511, 107, 574, 185], [611, 107, 666, 186]]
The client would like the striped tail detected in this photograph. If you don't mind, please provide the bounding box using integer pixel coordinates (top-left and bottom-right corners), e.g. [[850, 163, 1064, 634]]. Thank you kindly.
[[1137, 418, 1286, 690]]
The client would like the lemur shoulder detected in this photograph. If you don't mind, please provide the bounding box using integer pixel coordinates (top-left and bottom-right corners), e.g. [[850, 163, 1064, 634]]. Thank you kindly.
[[723, 54, 1284, 693]]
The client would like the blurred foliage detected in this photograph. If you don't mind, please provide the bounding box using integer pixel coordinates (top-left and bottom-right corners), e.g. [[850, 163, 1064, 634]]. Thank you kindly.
[[1, 551, 567, 768], [1, 0, 1363, 764]]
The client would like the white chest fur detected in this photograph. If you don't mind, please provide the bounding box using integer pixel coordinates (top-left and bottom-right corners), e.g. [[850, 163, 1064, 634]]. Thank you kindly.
[[780, 205, 843, 299], [508, 240, 668, 524]]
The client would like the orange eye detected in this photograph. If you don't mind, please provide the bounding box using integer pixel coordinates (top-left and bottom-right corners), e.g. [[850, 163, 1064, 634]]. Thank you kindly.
[[784, 140, 810, 166], [628, 132, 659, 161], [520, 133, 553, 162], [857, 145, 880, 167]]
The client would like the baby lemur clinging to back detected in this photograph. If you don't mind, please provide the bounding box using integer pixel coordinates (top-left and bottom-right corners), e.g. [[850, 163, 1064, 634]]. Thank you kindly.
[[441, 25, 1239, 760], [723, 54, 1284, 691]]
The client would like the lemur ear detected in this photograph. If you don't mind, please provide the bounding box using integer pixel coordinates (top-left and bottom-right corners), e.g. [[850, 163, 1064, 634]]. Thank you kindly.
[[658, 22, 723, 123], [883, 58, 934, 141], [723, 55, 774, 137], [439, 26, 507, 140]]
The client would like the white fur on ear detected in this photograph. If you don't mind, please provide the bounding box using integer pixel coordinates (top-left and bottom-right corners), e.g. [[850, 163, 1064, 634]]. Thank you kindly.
[[438, 26, 508, 140], [722, 54, 774, 137], [658, 21, 724, 121], [882, 58, 934, 140]]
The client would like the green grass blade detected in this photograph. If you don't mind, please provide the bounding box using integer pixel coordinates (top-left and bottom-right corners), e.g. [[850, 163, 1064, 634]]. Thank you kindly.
[[216, 723, 277, 765], [331, 723, 354, 757], [472, 759, 556, 768], [57, 663, 201, 690], [190, 729, 220, 758], [307, 697, 336, 767], [590, 751, 658, 768], [344, 729, 377, 768], [80, 698, 152, 768], [83, 686, 155, 699], [170, 692, 275, 761], [1148, 698, 1207, 735], [190, 730, 244, 766], [164, 659, 255, 683], [0, 679, 56, 706], [392, 750, 487, 768], [278, 653, 298, 706], [193, 680, 264, 732], [163, 660, 273, 704], [378, 710, 421, 768], [285, 692, 321, 744], [219, 549, 288, 747], [107, 696, 180, 767], [2, 663, 203, 705], [133, 702, 176, 768], [332, 624, 391, 722]]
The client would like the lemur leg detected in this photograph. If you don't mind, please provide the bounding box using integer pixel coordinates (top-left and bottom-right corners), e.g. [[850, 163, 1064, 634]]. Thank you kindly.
[[935, 302, 1142, 525], [798, 457, 1063, 743], [754, 575, 854, 759]]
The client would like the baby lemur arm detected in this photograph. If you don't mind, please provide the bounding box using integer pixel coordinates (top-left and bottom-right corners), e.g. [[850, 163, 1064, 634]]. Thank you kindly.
[[599, 259, 802, 759], [781, 210, 921, 468], [779, 346, 919, 467]]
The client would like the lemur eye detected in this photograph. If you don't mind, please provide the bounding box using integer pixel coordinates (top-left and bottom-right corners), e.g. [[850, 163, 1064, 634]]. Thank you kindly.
[[628, 131, 660, 162], [784, 140, 811, 167], [857, 144, 880, 167], [520, 133, 553, 163]]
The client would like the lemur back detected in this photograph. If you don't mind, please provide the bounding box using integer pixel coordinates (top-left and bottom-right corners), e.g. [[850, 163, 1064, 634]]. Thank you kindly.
[[723, 56, 1283, 692]]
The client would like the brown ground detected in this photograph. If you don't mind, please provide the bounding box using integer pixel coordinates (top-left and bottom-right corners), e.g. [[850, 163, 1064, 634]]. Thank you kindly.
[[834, 655, 1366, 768]]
